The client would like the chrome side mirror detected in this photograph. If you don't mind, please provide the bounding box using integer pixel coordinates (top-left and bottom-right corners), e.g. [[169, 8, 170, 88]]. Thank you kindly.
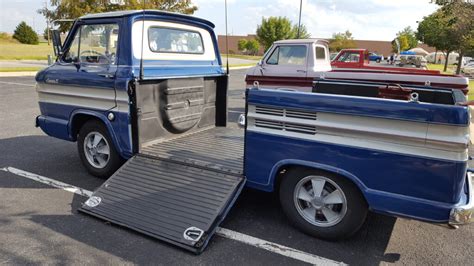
[[238, 114, 246, 128]]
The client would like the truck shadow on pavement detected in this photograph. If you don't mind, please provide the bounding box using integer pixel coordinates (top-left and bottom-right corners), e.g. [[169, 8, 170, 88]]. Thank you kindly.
[[1, 135, 400, 264]]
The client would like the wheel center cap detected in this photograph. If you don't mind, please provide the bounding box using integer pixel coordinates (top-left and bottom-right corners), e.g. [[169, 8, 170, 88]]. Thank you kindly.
[[311, 198, 324, 209]]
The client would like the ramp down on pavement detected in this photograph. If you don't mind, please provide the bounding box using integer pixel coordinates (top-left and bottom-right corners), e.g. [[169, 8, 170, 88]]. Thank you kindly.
[[80, 155, 245, 253]]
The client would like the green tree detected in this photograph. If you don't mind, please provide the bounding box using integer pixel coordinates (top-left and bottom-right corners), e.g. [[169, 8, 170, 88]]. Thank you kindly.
[[417, 1, 473, 73], [256, 16, 310, 51], [399, 27, 418, 49], [391, 35, 410, 53], [39, 0, 198, 33], [245, 39, 260, 55], [237, 39, 248, 52], [391, 27, 417, 52], [13, 21, 39, 45], [417, 11, 445, 63], [328, 30, 356, 52], [291, 24, 310, 39], [442, 1, 474, 74]]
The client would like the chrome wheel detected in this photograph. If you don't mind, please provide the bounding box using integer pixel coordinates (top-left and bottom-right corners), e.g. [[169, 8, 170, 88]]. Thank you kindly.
[[83, 131, 110, 169], [293, 175, 347, 227]]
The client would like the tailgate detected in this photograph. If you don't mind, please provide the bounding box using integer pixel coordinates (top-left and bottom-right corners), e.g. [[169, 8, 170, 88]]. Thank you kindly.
[[79, 155, 245, 254]]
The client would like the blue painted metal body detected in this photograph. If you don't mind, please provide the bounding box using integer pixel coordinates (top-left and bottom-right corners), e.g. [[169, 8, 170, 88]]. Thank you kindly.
[[35, 11, 224, 160], [35, 10, 470, 225], [244, 88, 470, 223]]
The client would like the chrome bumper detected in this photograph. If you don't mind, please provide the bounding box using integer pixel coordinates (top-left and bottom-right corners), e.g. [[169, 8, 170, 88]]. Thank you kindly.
[[449, 171, 474, 225]]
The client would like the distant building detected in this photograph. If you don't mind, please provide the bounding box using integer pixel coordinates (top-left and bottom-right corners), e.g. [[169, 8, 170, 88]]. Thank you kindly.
[[217, 35, 436, 57], [217, 34, 265, 55]]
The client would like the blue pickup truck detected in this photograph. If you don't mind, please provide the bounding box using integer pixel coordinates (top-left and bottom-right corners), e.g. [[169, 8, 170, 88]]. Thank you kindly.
[[35, 10, 473, 253], [368, 52, 384, 63]]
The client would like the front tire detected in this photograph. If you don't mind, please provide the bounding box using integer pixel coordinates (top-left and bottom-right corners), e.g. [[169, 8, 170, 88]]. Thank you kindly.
[[77, 120, 123, 178], [279, 168, 368, 240]]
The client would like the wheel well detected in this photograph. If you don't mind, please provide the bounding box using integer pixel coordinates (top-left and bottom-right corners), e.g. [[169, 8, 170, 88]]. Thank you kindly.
[[70, 114, 102, 140], [274, 164, 367, 202]]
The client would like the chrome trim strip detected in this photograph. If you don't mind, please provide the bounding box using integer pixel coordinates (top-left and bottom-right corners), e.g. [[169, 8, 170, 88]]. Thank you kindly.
[[247, 104, 470, 162], [139, 73, 224, 80], [36, 83, 129, 112]]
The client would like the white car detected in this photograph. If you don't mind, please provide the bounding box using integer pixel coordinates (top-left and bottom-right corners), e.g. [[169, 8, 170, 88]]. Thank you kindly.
[[461, 62, 474, 78]]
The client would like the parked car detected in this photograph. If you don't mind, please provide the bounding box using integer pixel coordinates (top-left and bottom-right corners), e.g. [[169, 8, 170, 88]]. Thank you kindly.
[[461, 62, 474, 78], [368, 52, 384, 63]]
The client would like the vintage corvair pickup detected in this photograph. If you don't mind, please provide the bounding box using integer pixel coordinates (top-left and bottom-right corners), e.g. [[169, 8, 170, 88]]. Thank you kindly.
[[35, 10, 473, 253]]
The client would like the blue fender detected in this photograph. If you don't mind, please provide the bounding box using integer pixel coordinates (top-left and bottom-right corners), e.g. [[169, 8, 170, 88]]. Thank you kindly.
[[68, 109, 125, 157], [268, 159, 369, 195]]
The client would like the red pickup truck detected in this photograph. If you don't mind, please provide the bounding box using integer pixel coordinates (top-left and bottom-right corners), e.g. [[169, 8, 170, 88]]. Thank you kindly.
[[331, 49, 440, 74]]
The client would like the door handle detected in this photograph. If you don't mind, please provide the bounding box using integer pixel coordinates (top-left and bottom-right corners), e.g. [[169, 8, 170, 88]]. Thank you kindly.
[[296, 70, 307, 73], [98, 73, 115, 79]]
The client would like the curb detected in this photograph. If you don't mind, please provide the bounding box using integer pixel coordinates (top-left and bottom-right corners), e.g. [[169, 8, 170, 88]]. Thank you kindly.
[[0, 71, 38, 77]]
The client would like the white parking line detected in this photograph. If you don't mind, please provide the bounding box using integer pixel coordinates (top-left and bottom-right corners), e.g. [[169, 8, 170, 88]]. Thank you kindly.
[[1, 166, 344, 266], [1, 167, 92, 197]]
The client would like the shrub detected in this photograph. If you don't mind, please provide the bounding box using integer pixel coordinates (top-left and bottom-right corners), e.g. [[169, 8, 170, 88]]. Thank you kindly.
[[245, 39, 260, 55], [237, 39, 248, 52], [13, 21, 39, 45], [0, 32, 11, 40]]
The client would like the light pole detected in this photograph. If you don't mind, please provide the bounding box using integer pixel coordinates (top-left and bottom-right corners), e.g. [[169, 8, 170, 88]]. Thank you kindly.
[[297, 0, 302, 38], [44, 0, 50, 45]]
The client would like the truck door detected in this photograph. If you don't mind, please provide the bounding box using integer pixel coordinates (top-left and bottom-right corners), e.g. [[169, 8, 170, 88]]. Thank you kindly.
[[43, 23, 119, 111], [332, 50, 361, 69], [260, 44, 308, 78]]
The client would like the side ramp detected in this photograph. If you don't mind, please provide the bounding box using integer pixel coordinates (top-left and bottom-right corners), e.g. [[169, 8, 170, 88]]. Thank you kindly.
[[79, 155, 245, 253]]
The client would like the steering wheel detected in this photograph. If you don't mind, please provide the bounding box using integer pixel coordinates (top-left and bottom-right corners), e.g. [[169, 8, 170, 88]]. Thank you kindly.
[[80, 50, 111, 64]]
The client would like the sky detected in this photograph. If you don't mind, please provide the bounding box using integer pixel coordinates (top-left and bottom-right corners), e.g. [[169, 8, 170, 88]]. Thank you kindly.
[[0, 0, 440, 41]]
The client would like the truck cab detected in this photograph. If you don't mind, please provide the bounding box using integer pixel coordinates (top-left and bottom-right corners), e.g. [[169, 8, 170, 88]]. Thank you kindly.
[[331, 48, 369, 68], [245, 39, 331, 91], [35, 10, 473, 254]]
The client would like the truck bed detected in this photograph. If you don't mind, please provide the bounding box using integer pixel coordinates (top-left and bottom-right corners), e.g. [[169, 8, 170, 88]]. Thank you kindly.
[[140, 127, 244, 175]]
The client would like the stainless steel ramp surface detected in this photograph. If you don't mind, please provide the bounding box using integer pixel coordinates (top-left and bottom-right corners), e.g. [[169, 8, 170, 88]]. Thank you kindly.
[[79, 156, 245, 253], [141, 127, 244, 175]]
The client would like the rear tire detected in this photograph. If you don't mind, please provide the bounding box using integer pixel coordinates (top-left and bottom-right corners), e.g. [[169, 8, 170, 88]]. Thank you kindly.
[[376, 59, 381, 63], [279, 168, 368, 240], [77, 120, 123, 179]]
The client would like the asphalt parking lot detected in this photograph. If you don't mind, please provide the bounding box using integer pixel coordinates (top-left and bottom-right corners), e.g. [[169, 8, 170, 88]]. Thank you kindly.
[[1, 69, 473, 265]]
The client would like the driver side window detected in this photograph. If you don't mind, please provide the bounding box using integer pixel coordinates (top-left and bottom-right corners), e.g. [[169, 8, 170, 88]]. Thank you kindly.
[[337, 52, 359, 63], [63, 23, 119, 65]]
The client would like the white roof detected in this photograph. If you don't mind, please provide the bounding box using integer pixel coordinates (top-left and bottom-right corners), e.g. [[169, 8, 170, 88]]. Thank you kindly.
[[273, 38, 329, 45]]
